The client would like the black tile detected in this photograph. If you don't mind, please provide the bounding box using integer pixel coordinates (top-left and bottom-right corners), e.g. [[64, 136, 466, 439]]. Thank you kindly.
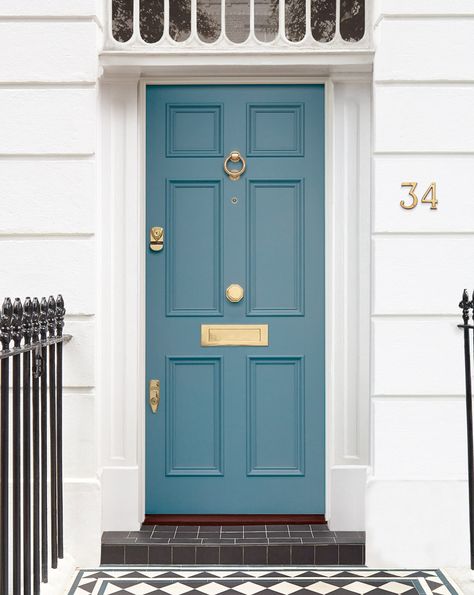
[[244, 525, 266, 531], [303, 536, 336, 543], [266, 525, 288, 531], [176, 525, 200, 532], [151, 531, 175, 538], [196, 546, 220, 564], [169, 538, 202, 544], [220, 532, 243, 538], [199, 529, 220, 535], [268, 545, 291, 564], [102, 531, 132, 542], [149, 537, 173, 543], [243, 531, 266, 538], [339, 544, 364, 565], [149, 545, 172, 564], [289, 531, 313, 538], [101, 545, 125, 564], [140, 524, 155, 532], [243, 546, 267, 564], [125, 545, 149, 564], [291, 545, 314, 565], [289, 525, 311, 532], [266, 531, 289, 537], [202, 538, 236, 544], [221, 525, 243, 531], [267, 538, 301, 543], [153, 525, 177, 531], [311, 524, 329, 532], [219, 546, 243, 564], [236, 538, 268, 544], [314, 544, 338, 564], [172, 546, 196, 564]]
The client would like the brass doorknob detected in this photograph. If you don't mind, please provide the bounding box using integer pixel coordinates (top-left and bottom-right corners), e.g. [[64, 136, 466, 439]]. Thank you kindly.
[[226, 284, 244, 303]]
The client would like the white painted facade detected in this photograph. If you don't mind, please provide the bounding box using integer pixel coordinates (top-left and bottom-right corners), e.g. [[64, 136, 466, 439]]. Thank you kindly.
[[0, 0, 472, 575]]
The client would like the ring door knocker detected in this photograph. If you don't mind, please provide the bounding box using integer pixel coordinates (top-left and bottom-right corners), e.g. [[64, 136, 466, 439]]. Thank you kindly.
[[224, 150, 246, 181]]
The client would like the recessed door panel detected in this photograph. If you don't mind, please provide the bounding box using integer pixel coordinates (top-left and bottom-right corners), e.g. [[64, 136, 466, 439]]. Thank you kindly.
[[247, 179, 304, 315], [166, 180, 223, 316], [166, 357, 223, 476], [146, 85, 325, 513], [247, 357, 304, 476]]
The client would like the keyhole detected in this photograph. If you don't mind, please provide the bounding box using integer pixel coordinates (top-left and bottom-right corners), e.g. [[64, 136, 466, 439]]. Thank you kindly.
[[231, 196, 238, 205]]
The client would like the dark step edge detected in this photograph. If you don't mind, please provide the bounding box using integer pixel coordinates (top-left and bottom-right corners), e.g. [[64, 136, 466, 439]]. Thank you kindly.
[[101, 542, 365, 566]]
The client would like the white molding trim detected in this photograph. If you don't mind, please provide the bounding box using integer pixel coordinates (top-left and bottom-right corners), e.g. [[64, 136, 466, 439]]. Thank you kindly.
[[99, 73, 371, 531]]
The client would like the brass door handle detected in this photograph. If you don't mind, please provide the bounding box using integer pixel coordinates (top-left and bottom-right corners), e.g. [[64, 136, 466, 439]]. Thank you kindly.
[[224, 150, 246, 181], [149, 379, 160, 413]]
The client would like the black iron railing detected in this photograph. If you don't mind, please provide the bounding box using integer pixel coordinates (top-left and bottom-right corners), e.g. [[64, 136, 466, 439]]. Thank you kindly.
[[0, 295, 71, 595], [459, 289, 474, 570]]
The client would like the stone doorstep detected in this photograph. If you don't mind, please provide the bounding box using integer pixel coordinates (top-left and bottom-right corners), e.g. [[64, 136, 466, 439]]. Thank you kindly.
[[101, 526, 365, 566]]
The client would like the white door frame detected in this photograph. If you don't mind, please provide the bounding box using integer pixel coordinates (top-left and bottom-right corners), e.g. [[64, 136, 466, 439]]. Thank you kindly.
[[98, 71, 371, 532]]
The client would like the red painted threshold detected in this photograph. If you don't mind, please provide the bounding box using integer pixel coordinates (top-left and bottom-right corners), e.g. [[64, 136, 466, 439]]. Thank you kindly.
[[143, 514, 326, 526]]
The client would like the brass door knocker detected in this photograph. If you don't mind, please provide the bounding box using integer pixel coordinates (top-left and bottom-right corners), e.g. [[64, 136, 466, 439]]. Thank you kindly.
[[224, 150, 246, 181]]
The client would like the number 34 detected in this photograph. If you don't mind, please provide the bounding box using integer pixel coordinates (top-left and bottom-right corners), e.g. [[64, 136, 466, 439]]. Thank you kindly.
[[400, 182, 438, 210]]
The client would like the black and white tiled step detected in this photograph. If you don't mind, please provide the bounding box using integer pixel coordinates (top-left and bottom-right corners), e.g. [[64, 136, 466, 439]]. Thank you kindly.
[[68, 567, 460, 595], [101, 525, 365, 566]]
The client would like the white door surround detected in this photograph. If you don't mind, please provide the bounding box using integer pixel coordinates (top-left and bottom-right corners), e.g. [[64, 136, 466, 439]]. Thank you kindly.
[[98, 62, 372, 532]]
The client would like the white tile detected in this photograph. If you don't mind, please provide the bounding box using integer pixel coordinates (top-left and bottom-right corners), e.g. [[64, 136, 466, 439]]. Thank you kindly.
[[378, 582, 413, 594], [161, 583, 194, 595], [305, 582, 339, 595], [233, 583, 266, 595], [196, 583, 229, 595], [127, 584, 159, 595], [268, 582, 302, 595], [343, 582, 377, 595]]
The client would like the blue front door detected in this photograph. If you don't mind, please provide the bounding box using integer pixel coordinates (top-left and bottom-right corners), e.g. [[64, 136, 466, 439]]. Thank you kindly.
[[146, 85, 325, 514]]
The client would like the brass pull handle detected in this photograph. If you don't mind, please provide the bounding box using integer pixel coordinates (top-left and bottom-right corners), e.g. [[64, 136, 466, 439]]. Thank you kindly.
[[224, 150, 246, 181], [149, 379, 160, 413]]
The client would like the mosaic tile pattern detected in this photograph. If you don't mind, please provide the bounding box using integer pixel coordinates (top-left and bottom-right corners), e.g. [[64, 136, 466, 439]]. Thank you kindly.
[[68, 567, 461, 595], [101, 526, 365, 566]]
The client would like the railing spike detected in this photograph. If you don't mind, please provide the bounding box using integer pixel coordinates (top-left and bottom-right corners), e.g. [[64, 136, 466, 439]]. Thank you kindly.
[[0, 298, 12, 350], [11, 298, 23, 347], [56, 295, 65, 337], [460, 289, 471, 325], [31, 298, 40, 343], [23, 297, 33, 345]]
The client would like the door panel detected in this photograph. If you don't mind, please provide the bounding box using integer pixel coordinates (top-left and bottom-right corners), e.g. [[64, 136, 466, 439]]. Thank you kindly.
[[146, 85, 325, 514]]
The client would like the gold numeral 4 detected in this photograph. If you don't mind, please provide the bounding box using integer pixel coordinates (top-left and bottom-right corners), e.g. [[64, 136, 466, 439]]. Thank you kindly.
[[401, 182, 438, 210]]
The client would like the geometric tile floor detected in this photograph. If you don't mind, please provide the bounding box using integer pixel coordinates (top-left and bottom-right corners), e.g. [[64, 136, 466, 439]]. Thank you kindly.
[[67, 567, 462, 595]]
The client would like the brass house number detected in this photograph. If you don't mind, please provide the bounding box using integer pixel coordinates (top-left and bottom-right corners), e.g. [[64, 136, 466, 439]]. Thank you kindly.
[[400, 182, 438, 210]]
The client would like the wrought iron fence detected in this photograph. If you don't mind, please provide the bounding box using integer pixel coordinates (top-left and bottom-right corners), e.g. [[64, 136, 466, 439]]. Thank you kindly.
[[0, 296, 71, 595], [459, 289, 474, 570]]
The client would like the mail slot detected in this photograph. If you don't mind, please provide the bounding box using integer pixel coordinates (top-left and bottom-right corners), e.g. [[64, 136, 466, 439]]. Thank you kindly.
[[201, 324, 268, 347]]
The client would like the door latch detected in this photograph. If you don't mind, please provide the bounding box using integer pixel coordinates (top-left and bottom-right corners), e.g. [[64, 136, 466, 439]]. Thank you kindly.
[[149, 379, 160, 413], [150, 227, 164, 252]]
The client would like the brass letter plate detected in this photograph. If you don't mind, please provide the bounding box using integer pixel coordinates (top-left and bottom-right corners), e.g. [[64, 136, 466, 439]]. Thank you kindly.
[[201, 324, 268, 347]]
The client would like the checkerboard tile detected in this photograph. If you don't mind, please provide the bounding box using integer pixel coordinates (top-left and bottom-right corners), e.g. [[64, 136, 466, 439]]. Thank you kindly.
[[67, 567, 461, 595]]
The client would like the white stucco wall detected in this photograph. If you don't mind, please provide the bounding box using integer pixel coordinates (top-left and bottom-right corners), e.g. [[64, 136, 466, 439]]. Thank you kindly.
[[366, 0, 474, 567], [0, 0, 102, 568]]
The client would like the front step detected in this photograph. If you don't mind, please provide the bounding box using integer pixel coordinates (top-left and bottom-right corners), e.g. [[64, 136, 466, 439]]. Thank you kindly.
[[101, 525, 365, 565]]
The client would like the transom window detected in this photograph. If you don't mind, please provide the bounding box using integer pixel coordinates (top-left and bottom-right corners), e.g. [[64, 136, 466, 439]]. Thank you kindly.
[[110, 0, 366, 48]]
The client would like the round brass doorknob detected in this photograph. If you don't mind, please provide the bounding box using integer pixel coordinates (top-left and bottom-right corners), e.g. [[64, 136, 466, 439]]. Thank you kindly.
[[226, 284, 244, 303], [224, 150, 246, 181]]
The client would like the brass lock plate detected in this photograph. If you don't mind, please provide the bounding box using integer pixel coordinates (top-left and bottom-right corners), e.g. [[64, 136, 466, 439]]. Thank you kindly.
[[149, 379, 160, 413], [150, 227, 164, 251]]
